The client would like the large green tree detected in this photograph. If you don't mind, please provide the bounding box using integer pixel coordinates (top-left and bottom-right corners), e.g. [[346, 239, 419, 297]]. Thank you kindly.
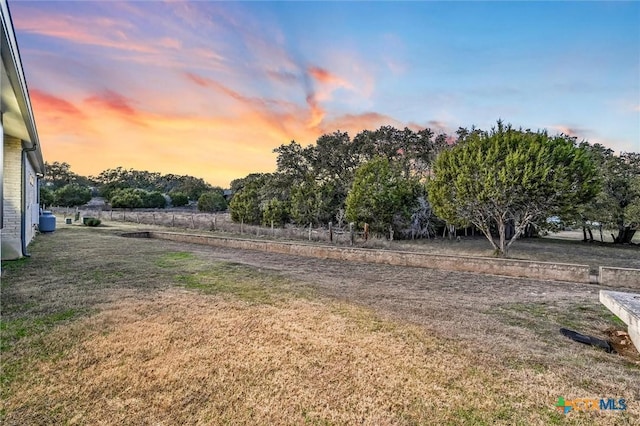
[[43, 162, 90, 190], [429, 121, 599, 257], [53, 184, 92, 207], [345, 157, 421, 235]]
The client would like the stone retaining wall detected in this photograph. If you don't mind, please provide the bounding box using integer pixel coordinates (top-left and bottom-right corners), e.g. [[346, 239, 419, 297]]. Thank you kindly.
[[136, 231, 593, 283], [600, 267, 640, 289]]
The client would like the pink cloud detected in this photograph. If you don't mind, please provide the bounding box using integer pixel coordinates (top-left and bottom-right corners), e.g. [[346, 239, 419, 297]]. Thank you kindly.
[[14, 11, 156, 54], [84, 90, 145, 125], [31, 89, 85, 118]]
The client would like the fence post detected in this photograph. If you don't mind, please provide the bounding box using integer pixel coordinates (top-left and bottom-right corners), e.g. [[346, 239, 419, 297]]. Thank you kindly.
[[137, 213, 140, 223], [329, 221, 333, 243], [152, 214, 155, 225], [389, 225, 394, 241], [110, 210, 113, 220], [123, 211, 126, 221], [349, 222, 354, 246], [172, 214, 175, 227], [364, 223, 369, 241], [308, 223, 312, 241], [192, 213, 195, 229]]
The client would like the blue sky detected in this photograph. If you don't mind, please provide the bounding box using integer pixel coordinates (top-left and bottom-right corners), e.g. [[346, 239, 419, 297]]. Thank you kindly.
[[10, 0, 640, 186]]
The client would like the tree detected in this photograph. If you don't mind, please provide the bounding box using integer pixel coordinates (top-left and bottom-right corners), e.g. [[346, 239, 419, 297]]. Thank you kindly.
[[169, 191, 189, 207], [573, 143, 613, 241], [198, 192, 228, 212], [345, 156, 421, 235], [603, 152, 640, 243], [289, 177, 322, 226], [229, 184, 261, 225], [141, 191, 167, 209], [43, 162, 89, 190], [428, 121, 599, 257], [109, 188, 144, 209], [262, 198, 289, 226], [91, 167, 213, 200], [53, 184, 92, 207], [40, 186, 55, 207]]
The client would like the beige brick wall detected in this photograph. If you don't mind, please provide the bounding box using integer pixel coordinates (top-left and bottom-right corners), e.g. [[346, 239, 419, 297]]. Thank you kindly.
[[2, 136, 24, 259]]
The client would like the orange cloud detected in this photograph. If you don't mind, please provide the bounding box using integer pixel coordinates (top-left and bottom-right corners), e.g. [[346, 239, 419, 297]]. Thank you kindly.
[[305, 95, 325, 129], [184, 71, 322, 134], [308, 66, 348, 87]]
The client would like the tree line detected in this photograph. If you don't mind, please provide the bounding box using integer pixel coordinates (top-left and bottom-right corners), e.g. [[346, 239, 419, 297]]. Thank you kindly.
[[40, 163, 228, 212], [40, 120, 639, 257], [227, 122, 639, 256]]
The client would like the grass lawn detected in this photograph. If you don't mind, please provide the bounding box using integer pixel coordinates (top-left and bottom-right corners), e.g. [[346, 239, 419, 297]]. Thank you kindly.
[[1, 224, 638, 425]]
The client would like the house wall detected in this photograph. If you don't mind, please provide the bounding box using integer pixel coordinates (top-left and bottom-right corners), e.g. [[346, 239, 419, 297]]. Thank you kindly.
[[2, 135, 23, 259], [25, 156, 38, 243]]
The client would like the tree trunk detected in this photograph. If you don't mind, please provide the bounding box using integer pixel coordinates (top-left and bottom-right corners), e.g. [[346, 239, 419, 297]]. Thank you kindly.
[[614, 226, 636, 244], [582, 226, 588, 242], [498, 219, 507, 257]]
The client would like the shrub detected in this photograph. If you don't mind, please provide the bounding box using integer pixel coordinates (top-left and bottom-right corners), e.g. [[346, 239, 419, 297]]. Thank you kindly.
[[198, 191, 228, 212], [169, 191, 189, 207], [83, 217, 101, 227]]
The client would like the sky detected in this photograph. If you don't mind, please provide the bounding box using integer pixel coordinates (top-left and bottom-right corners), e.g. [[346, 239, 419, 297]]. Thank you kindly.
[[9, 0, 640, 187]]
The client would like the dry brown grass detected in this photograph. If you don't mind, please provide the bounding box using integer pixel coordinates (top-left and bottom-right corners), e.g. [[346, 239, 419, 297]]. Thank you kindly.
[[4, 292, 629, 425], [1, 225, 639, 425]]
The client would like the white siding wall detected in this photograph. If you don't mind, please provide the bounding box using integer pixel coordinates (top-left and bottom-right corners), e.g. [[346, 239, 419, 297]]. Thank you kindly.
[[2, 136, 22, 259]]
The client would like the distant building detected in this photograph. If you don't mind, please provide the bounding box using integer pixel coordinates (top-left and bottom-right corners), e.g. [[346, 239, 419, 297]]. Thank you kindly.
[[1, 0, 45, 260]]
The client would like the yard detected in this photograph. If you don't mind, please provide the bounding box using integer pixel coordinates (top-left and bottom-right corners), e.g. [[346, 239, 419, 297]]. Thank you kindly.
[[1, 223, 638, 425]]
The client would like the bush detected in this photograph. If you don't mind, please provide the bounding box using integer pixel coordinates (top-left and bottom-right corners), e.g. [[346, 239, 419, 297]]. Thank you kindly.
[[198, 191, 228, 212], [141, 191, 167, 209], [83, 217, 101, 227], [169, 191, 189, 207]]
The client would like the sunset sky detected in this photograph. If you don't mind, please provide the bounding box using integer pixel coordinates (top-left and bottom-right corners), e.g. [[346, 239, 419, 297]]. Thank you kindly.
[[10, 0, 640, 187]]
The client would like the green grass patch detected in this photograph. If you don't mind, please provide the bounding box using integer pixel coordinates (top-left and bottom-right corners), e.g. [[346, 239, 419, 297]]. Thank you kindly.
[[154, 251, 195, 268], [0, 257, 30, 274], [488, 301, 625, 338], [0, 309, 79, 353], [0, 309, 82, 402], [173, 262, 310, 304]]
